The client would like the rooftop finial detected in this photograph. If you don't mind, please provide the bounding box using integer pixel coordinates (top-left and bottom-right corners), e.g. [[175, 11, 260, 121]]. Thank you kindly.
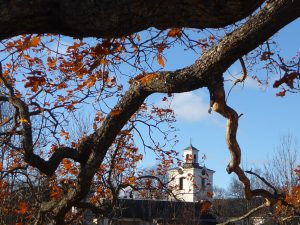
[[190, 137, 192, 147]]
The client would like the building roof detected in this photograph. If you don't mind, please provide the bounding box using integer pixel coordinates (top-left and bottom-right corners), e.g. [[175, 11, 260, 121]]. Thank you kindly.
[[197, 165, 215, 173], [116, 199, 217, 224], [184, 144, 199, 151], [169, 164, 215, 173]]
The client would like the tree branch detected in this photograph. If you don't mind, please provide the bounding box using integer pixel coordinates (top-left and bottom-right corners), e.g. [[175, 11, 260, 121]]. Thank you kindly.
[[7, 95, 80, 176], [26, 146, 81, 176], [0, 0, 264, 40], [245, 170, 278, 194], [43, 0, 300, 220], [217, 201, 270, 225], [209, 83, 282, 201]]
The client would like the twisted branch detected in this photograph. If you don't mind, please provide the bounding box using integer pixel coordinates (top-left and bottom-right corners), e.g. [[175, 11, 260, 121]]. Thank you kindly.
[[209, 83, 284, 202]]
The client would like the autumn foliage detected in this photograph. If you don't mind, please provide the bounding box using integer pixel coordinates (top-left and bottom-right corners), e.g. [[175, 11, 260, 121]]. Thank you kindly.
[[0, 32, 183, 224], [0, 1, 300, 224]]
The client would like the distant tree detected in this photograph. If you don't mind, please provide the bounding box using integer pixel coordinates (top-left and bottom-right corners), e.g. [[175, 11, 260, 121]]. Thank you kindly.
[[263, 134, 299, 190], [228, 176, 244, 199], [220, 135, 300, 224], [213, 186, 228, 200], [261, 135, 300, 224]]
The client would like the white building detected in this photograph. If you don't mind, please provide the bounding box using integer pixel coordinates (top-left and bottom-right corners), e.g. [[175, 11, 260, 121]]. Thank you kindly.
[[168, 144, 215, 202]]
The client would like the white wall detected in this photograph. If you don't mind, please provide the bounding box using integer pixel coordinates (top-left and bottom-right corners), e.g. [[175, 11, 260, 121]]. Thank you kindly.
[[168, 168, 214, 202], [168, 168, 195, 202], [193, 168, 214, 201]]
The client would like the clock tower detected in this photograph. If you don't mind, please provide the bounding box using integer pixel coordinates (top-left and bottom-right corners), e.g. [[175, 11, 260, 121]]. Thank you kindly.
[[168, 144, 215, 202]]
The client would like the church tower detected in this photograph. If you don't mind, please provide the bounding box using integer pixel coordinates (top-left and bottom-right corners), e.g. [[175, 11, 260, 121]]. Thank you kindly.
[[183, 144, 200, 167], [168, 144, 215, 202]]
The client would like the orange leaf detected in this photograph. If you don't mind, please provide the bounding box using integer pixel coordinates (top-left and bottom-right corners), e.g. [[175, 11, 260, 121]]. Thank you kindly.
[[207, 191, 213, 198], [276, 90, 286, 97], [128, 176, 136, 184], [167, 28, 182, 38], [157, 54, 165, 68], [2, 70, 9, 78], [24, 76, 46, 92], [62, 159, 72, 170], [47, 57, 57, 69], [69, 167, 78, 175], [60, 129, 70, 140], [0, 162, 3, 171], [118, 166, 125, 173], [57, 82, 68, 90], [51, 186, 62, 199], [121, 130, 131, 135], [93, 122, 97, 131], [138, 73, 158, 85], [136, 34, 141, 42], [111, 108, 122, 116], [17, 202, 27, 214], [15, 91, 21, 99], [94, 111, 104, 122], [200, 201, 212, 214], [99, 164, 106, 171], [30, 36, 41, 47]]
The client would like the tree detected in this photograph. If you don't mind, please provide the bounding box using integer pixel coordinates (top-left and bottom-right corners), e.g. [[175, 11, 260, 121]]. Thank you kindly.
[[264, 134, 299, 191], [213, 186, 228, 200], [261, 135, 300, 224], [0, 0, 300, 224], [217, 136, 300, 224]]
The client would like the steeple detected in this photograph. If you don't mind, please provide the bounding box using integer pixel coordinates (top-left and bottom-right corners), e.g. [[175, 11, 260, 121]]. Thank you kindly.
[[183, 144, 199, 168]]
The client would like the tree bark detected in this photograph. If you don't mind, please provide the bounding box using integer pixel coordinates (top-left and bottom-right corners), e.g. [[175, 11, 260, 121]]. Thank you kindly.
[[0, 0, 264, 39]]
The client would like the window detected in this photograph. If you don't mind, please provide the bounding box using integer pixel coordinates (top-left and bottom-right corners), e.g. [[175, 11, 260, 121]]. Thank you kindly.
[[185, 154, 189, 161], [179, 177, 184, 190], [201, 178, 206, 190], [186, 154, 192, 163], [194, 154, 197, 163]]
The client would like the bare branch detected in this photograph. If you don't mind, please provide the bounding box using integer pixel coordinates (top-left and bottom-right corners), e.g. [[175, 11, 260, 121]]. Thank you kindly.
[[245, 170, 278, 194]]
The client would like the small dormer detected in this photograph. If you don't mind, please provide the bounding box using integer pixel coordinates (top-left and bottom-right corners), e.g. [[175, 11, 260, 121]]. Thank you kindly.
[[183, 144, 199, 167]]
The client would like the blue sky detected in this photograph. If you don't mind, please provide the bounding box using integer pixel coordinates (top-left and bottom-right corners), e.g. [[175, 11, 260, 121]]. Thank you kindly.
[[1, 16, 298, 191], [140, 19, 300, 189]]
